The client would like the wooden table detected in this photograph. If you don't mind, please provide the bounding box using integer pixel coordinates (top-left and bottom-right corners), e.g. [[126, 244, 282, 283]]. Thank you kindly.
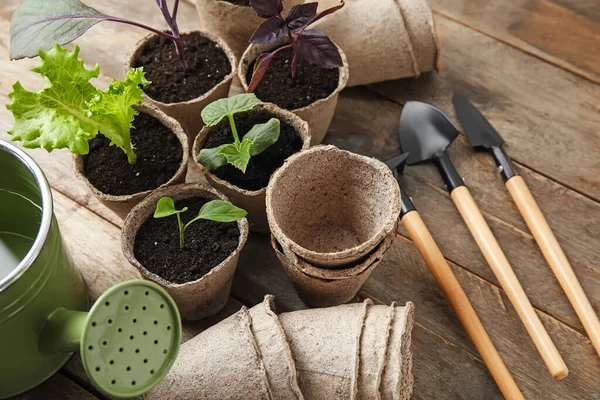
[[2, 0, 599, 398]]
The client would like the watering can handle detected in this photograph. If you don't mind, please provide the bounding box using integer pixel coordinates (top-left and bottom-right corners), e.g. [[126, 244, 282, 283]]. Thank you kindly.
[[402, 210, 524, 400], [506, 175, 600, 359], [451, 186, 568, 380]]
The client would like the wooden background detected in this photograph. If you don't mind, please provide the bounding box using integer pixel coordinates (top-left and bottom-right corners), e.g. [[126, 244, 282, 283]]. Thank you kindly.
[[1, 0, 599, 398]]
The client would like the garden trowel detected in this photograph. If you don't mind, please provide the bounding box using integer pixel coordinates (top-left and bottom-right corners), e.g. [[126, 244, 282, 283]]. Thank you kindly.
[[399, 101, 568, 380], [385, 153, 523, 400], [453, 92, 600, 360]]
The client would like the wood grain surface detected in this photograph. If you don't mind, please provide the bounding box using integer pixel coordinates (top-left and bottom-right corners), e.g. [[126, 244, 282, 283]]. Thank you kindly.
[[2, 0, 599, 399]]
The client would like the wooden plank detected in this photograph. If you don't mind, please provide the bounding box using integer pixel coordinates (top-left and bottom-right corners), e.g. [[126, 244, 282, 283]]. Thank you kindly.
[[370, 13, 600, 202], [11, 372, 97, 400], [428, 0, 600, 84]]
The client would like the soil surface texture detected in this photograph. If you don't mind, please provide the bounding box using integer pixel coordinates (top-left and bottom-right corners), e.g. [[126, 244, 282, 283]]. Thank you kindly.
[[134, 197, 241, 284], [201, 110, 303, 190], [247, 46, 339, 110], [83, 112, 183, 196], [133, 31, 231, 103]]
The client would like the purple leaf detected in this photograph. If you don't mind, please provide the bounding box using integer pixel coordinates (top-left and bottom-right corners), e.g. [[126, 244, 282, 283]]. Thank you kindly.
[[296, 29, 342, 68], [250, 16, 288, 44], [309, 0, 345, 26], [248, 52, 276, 92], [250, 0, 283, 18], [285, 3, 318, 32]]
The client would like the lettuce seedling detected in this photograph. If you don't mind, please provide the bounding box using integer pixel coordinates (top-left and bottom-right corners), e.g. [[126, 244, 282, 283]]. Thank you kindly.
[[197, 94, 280, 173], [6, 44, 149, 165], [247, 0, 345, 92], [154, 197, 247, 249], [10, 0, 188, 67]]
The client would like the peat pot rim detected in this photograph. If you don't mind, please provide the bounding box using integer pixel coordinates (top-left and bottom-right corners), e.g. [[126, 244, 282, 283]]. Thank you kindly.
[[72, 102, 189, 203], [266, 145, 401, 264], [0, 140, 52, 293], [238, 39, 349, 114], [192, 102, 312, 196], [121, 183, 249, 289], [125, 30, 238, 108]]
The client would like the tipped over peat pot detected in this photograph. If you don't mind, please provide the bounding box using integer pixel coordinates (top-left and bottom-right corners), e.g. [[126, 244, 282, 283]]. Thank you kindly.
[[125, 31, 237, 141], [193, 103, 311, 233], [239, 41, 349, 145], [73, 103, 188, 219], [194, 0, 304, 58], [267, 145, 401, 267], [122, 183, 249, 321]]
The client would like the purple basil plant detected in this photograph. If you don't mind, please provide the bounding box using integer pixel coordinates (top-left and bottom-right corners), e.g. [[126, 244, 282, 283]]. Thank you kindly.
[[10, 0, 188, 67], [247, 0, 345, 92]]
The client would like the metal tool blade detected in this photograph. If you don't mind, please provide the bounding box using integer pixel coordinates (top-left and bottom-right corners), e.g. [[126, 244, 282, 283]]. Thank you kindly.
[[452, 93, 505, 149]]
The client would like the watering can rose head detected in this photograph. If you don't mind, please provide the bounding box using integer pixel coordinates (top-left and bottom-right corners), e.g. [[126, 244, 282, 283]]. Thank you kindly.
[[6, 44, 149, 165], [247, 0, 345, 92]]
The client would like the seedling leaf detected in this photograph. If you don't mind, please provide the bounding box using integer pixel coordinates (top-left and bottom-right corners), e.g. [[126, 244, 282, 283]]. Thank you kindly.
[[198, 145, 228, 170], [250, 16, 288, 44], [285, 3, 318, 32], [250, 0, 283, 18], [296, 29, 342, 68], [201, 94, 261, 126], [218, 140, 253, 173], [245, 118, 280, 156], [10, 0, 109, 60], [310, 0, 345, 25], [154, 197, 188, 218], [248, 51, 278, 93], [197, 200, 248, 222]]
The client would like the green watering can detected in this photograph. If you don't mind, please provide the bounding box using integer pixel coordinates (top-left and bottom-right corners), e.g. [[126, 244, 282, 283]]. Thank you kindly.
[[0, 140, 182, 398]]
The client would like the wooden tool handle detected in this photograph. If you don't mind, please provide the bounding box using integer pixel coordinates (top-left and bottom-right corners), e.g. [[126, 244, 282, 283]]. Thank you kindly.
[[402, 211, 524, 399], [506, 175, 600, 358], [451, 186, 568, 379]]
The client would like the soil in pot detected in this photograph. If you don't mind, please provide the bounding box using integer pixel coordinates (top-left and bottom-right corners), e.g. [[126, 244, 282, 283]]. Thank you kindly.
[[83, 112, 183, 196], [132, 31, 232, 103], [246, 47, 339, 110], [202, 110, 303, 191], [134, 197, 241, 284]]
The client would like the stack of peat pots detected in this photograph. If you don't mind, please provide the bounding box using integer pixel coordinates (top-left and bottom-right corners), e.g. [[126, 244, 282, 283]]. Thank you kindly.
[[267, 146, 402, 307], [148, 295, 415, 399]]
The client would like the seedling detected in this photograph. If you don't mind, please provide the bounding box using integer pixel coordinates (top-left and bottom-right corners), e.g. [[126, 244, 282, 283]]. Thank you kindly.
[[197, 94, 280, 173], [6, 44, 149, 165], [248, 0, 345, 92], [10, 0, 188, 67], [154, 197, 247, 249]]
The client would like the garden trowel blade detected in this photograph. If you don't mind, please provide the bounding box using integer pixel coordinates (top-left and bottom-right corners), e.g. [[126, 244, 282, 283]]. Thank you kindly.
[[452, 93, 504, 149], [384, 152, 410, 177], [399, 101, 461, 165]]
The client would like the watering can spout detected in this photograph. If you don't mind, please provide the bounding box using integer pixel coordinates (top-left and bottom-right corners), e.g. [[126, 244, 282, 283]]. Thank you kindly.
[[39, 308, 87, 354]]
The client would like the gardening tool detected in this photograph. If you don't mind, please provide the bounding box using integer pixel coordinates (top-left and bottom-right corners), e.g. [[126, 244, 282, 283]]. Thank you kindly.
[[384, 153, 523, 399], [398, 101, 568, 380], [0, 140, 181, 399], [453, 92, 600, 360]]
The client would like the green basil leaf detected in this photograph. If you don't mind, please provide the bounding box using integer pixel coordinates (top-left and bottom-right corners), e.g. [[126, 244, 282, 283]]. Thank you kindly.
[[198, 200, 247, 222], [201, 94, 261, 126], [218, 140, 253, 173], [198, 145, 228, 170], [154, 197, 188, 218], [245, 118, 280, 156]]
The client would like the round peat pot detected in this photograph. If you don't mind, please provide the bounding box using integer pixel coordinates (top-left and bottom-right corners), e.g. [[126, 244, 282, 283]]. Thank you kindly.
[[0, 141, 182, 399], [266, 145, 401, 268], [0, 139, 89, 398]]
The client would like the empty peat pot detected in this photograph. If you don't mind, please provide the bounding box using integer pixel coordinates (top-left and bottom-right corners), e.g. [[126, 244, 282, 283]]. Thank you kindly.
[[73, 102, 189, 219], [239, 41, 349, 145], [193, 103, 311, 233], [122, 183, 249, 321], [125, 30, 237, 141], [266, 145, 401, 268], [0, 141, 181, 399]]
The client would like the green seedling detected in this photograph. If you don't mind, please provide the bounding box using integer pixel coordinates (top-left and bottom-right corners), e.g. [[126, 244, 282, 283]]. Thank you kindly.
[[6, 44, 149, 165], [197, 94, 280, 173], [154, 197, 247, 249]]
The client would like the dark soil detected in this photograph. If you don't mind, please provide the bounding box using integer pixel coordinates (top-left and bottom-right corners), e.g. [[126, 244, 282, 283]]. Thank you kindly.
[[83, 112, 182, 196], [202, 110, 303, 190], [134, 197, 241, 284], [246, 46, 339, 110], [220, 0, 250, 5], [133, 31, 231, 103]]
